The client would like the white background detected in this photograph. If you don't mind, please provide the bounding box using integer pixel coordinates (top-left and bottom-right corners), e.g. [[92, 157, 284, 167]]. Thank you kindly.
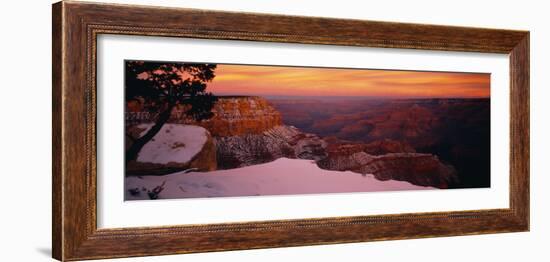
[[0, 0, 547, 261]]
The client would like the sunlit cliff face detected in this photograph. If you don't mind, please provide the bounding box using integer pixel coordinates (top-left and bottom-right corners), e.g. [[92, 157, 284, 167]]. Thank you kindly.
[[208, 64, 490, 98]]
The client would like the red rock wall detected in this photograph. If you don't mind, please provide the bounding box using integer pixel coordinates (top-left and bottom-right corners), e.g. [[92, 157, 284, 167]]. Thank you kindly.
[[190, 97, 283, 137], [126, 96, 283, 137]]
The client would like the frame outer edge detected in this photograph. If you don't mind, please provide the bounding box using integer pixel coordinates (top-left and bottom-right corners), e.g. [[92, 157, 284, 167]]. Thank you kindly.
[[510, 33, 530, 229], [52, 1, 531, 260], [52, 2, 64, 261]]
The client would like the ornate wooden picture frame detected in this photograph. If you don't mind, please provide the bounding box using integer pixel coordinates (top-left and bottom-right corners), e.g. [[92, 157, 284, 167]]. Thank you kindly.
[[52, 1, 529, 261]]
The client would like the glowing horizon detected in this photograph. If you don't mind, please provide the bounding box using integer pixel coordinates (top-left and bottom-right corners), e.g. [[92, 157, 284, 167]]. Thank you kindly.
[[206, 64, 490, 98]]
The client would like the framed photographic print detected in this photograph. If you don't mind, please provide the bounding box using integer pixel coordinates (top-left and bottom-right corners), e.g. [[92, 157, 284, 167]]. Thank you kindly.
[[52, 1, 529, 261]]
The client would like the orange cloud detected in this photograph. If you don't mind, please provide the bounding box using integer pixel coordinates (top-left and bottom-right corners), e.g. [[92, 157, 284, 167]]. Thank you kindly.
[[207, 64, 490, 98]]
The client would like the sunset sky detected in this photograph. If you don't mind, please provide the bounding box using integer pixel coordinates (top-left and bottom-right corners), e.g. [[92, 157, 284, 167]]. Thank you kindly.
[[207, 64, 490, 98]]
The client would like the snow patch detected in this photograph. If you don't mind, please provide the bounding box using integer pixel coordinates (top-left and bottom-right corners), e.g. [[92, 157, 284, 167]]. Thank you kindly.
[[126, 157, 433, 200], [135, 124, 208, 164]]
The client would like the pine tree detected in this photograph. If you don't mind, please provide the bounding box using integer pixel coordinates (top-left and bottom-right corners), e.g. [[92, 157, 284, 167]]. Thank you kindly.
[[125, 61, 217, 163]]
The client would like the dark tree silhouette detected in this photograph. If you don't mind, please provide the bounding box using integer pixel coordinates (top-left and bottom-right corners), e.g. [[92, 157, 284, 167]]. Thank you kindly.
[[125, 61, 217, 163]]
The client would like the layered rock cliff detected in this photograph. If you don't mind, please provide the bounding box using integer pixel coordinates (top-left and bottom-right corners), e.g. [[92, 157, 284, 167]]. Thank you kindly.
[[317, 145, 457, 188], [171, 96, 283, 136], [215, 125, 327, 169]]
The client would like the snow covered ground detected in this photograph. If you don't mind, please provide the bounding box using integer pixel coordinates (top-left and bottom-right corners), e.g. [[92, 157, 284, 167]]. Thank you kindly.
[[135, 124, 208, 164], [125, 157, 433, 200]]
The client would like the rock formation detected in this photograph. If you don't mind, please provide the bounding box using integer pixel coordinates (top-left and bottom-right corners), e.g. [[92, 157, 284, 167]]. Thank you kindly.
[[170, 96, 283, 136], [215, 125, 327, 169], [317, 144, 457, 188], [323, 137, 416, 155], [126, 124, 216, 176]]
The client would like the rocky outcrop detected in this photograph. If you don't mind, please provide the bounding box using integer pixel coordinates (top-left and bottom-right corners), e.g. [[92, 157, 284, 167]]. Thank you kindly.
[[215, 125, 327, 169], [323, 138, 416, 156], [126, 124, 217, 176], [170, 96, 283, 137], [317, 144, 457, 188], [126, 96, 283, 136], [359, 154, 457, 188], [214, 123, 456, 188], [125, 97, 288, 174]]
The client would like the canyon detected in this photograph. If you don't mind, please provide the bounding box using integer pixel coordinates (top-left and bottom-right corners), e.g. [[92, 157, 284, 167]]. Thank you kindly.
[[270, 97, 490, 188], [126, 96, 475, 189]]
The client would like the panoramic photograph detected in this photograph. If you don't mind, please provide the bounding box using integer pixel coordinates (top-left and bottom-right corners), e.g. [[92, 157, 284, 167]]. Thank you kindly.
[[124, 60, 490, 200]]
